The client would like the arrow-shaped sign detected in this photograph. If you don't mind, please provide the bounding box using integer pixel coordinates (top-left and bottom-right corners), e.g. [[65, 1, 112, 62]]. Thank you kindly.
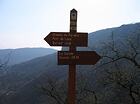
[[58, 51, 101, 65], [44, 32, 88, 47]]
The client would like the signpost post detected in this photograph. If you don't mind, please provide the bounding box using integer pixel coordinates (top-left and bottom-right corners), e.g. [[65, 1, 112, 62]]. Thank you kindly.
[[44, 9, 101, 104], [68, 9, 77, 104]]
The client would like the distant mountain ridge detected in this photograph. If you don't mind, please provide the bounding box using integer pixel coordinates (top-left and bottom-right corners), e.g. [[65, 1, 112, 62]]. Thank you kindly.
[[0, 47, 57, 65]]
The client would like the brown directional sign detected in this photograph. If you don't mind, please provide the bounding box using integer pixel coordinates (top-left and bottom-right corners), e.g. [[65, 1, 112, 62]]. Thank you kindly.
[[44, 32, 88, 47], [58, 51, 101, 65]]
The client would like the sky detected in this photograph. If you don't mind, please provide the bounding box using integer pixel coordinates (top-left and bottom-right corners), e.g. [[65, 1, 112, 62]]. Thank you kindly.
[[0, 0, 140, 50]]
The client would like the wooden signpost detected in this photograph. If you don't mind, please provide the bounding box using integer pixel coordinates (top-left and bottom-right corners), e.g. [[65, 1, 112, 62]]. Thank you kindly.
[[44, 9, 101, 104]]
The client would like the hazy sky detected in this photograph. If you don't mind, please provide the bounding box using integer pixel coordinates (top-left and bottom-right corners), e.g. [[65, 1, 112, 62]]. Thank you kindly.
[[0, 0, 140, 49]]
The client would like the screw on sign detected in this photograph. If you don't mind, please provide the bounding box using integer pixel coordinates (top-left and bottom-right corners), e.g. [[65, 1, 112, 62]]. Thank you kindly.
[[44, 9, 101, 104]]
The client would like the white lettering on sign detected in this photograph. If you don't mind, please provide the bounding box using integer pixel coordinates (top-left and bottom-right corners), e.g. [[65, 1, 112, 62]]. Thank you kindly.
[[53, 33, 62, 37], [59, 52, 80, 60], [59, 56, 69, 60]]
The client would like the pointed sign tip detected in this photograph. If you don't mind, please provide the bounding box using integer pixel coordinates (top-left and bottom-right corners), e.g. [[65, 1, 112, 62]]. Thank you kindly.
[[71, 8, 77, 12]]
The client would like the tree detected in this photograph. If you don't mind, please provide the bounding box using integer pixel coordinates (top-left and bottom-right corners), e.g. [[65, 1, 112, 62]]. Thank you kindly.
[[41, 72, 98, 104], [41, 77, 67, 104], [97, 31, 140, 104]]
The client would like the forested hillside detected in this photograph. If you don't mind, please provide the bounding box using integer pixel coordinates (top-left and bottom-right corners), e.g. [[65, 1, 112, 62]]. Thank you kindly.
[[0, 23, 140, 104]]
